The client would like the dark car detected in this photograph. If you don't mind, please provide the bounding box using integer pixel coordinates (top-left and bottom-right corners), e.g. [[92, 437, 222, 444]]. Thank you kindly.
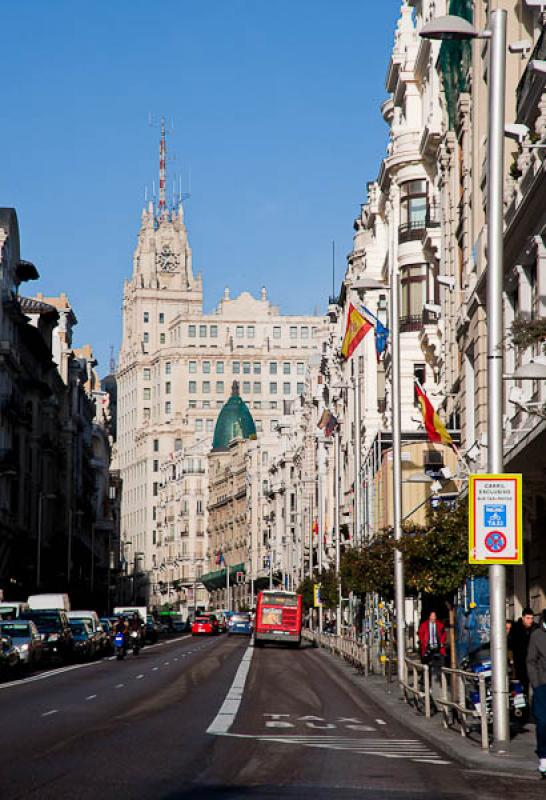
[[0, 620, 44, 668], [0, 633, 20, 674], [69, 621, 95, 661], [100, 618, 114, 653], [227, 612, 252, 636], [20, 610, 74, 663]]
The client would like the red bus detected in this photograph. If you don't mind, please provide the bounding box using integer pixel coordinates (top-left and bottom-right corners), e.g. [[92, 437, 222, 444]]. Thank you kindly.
[[254, 590, 302, 647]]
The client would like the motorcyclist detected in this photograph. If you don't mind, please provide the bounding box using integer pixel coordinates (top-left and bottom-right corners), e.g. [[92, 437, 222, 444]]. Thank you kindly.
[[129, 613, 144, 648], [114, 616, 129, 654]]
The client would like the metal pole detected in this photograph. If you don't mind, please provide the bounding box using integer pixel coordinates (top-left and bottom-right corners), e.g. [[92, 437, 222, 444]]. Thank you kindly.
[[226, 558, 230, 611], [67, 508, 72, 585], [91, 523, 95, 593], [354, 368, 362, 546], [37, 493, 43, 589], [317, 438, 325, 633], [487, 8, 508, 745], [390, 191, 406, 686], [335, 430, 341, 636]]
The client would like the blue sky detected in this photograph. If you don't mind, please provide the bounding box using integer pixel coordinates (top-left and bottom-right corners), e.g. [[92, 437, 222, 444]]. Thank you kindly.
[[2, 0, 401, 373]]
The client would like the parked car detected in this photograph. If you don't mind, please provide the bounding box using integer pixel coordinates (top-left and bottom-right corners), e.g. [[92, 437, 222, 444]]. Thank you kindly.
[[0, 633, 20, 673], [69, 621, 95, 661], [191, 614, 219, 636], [67, 611, 106, 656], [227, 612, 252, 636], [0, 620, 43, 668], [0, 601, 29, 620], [20, 609, 74, 663], [99, 618, 114, 653]]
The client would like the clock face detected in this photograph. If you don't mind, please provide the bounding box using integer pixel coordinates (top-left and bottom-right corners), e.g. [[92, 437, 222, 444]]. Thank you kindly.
[[157, 245, 179, 272]]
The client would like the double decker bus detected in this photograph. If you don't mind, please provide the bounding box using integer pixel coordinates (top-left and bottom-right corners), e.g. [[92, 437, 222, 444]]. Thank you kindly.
[[254, 590, 302, 647]]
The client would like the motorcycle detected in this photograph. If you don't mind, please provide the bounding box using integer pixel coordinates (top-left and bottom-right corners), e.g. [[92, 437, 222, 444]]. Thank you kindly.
[[130, 630, 140, 656], [114, 632, 127, 660], [462, 647, 526, 723]]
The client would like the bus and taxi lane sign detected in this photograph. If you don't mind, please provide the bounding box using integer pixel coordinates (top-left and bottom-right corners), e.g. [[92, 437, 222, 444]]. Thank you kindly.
[[468, 474, 523, 565]]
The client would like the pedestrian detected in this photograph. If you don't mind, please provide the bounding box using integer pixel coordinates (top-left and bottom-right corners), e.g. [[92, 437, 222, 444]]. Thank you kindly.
[[509, 606, 536, 699], [418, 611, 447, 693], [526, 610, 546, 776]]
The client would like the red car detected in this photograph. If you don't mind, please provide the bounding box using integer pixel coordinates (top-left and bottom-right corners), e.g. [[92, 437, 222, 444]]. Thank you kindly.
[[191, 614, 219, 636]]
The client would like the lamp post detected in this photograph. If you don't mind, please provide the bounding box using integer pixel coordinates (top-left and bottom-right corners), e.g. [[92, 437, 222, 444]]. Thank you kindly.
[[334, 428, 342, 636], [420, 10, 509, 744], [36, 492, 56, 589]]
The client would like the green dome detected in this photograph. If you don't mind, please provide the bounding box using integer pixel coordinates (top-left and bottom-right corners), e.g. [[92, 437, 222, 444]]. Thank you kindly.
[[212, 381, 257, 451]]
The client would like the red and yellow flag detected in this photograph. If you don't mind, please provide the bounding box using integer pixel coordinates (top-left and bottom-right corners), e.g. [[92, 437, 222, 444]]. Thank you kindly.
[[341, 303, 372, 359], [415, 384, 453, 446]]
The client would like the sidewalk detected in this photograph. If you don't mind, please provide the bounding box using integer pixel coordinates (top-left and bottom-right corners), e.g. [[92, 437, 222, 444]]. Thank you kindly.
[[316, 644, 538, 778]]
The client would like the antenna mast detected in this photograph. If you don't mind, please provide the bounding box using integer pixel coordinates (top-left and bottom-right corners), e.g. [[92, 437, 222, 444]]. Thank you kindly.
[[332, 240, 336, 299], [158, 117, 167, 219]]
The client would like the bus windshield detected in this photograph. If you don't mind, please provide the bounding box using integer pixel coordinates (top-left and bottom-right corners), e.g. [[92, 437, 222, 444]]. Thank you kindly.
[[260, 593, 298, 607]]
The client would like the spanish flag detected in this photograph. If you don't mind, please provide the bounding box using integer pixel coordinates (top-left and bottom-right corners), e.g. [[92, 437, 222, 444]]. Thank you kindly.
[[341, 303, 373, 359], [415, 383, 453, 446]]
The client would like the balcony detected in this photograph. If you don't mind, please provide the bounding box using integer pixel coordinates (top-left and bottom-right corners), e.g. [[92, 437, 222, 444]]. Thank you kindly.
[[398, 209, 441, 245], [516, 28, 546, 126]]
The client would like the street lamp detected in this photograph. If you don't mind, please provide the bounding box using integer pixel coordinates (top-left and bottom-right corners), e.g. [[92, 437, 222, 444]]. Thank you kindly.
[[421, 10, 509, 744], [36, 493, 57, 589]]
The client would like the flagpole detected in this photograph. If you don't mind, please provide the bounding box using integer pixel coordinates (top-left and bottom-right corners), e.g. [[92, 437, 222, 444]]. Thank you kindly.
[[354, 365, 362, 548]]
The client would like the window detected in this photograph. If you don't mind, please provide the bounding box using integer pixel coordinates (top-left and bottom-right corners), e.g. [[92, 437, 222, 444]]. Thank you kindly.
[[199, 325, 207, 337], [256, 420, 263, 432], [203, 381, 210, 394], [262, 451, 268, 465], [269, 362, 277, 375], [400, 180, 428, 239], [413, 364, 426, 406], [189, 381, 197, 394], [216, 400, 223, 408], [195, 419, 203, 432], [197, 499, 203, 514], [297, 362, 305, 375], [401, 264, 427, 322], [189, 400, 197, 408], [175, 438, 182, 451], [283, 382, 291, 395], [297, 383, 304, 395], [254, 400, 261, 409], [253, 381, 261, 394], [216, 361, 224, 374], [160, 333, 166, 345], [165, 361, 171, 375], [270, 401, 278, 409], [203, 361, 211, 374], [153, 460, 159, 472], [143, 332, 149, 344], [206, 419, 214, 432], [247, 325, 255, 338], [143, 312, 149, 324], [143, 407, 150, 421], [159, 312, 165, 324], [243, 361, 251, 374], [153, 439, 159, 452], [165, 382, 171, 394], [283, 362, 291, 375], [243, 381, 251, 394], [270, 419, 278, 432], [290, 326, 297, 339], [143, 368, 151, 381], [236, 325, 244, 338], [270, 382, 277, 394], [153, 506, 157, 521], [189, 325, 196, 338], [202, 400, 210, 409], [253, 362, 261, 374], [210, 325, 218, 338], [189, 361, 197, 373], [232, 361, 240, 374], [143, 388, 151, 401], [301, 327, 309, 339], [153, 482, 158, 497], [312, 327, 317, 338], [273, 326, 281, 339], [165, 401, 172, 414], [216, 381, 224, 394]]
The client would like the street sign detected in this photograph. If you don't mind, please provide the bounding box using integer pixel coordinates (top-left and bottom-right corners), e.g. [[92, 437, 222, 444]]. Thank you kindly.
[[313, 583, 322, 608], [468, 474, 523, 565]]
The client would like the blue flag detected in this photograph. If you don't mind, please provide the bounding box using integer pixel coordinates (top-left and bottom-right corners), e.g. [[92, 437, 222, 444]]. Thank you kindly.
[[360, 305, 389, 361]]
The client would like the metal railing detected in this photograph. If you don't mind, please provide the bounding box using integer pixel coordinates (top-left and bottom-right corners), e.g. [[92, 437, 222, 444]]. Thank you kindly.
[[401, 656, 431, 718], [303, 630, 370, 676], [436, 666, 489, 751]]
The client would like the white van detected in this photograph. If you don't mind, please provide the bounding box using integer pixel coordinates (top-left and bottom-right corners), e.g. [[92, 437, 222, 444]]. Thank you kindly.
[[113, 606, 147, 622], [27, 594, 71, 611], [0, 601, 29, 619]]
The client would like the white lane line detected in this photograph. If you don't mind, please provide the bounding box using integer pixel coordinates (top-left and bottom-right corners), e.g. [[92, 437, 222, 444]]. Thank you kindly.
[[376, 719, 387, 726], [86, 694, 97, 701], [174, 658, 178, 662], [136, 674, 144, 680], [164, 661, 170, 666], [152, 666, 159, 671], [207, 646, 254, 735], [41, 709, 58, 717], [115, 683, 124, 689]]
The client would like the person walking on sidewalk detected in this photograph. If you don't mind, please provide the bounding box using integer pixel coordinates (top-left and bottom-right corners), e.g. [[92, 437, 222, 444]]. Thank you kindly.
[[418, 611, 446, 696], [509, 607, 536, 701], [527, 610, 546, 777]]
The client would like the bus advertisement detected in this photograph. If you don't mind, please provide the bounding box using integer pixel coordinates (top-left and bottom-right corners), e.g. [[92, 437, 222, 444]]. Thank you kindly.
[[254, 590, 302, 647]]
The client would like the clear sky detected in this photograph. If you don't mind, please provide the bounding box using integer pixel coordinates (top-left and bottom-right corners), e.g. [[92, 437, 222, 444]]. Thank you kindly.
[[2, 0, 401, 374]]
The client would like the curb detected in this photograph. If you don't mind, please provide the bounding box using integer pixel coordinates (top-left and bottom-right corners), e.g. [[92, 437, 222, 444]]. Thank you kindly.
[[315, 645, 538, 777]]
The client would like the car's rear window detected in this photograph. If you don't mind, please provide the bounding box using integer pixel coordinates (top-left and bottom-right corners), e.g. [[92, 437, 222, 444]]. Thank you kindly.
[[0, 623, 30, 635], [195, 617, 209, 623], [231, 614, 250, 623]]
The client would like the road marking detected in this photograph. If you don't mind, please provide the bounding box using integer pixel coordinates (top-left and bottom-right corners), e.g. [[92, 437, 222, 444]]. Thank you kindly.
[[85, 694, 97, 700], [115, 683, 124, 689], [376, 719, 387, 726], [207, 646, 254, 735], [41, 709, 58, 717], [136, 674, 144, 680], [164, 662, 170, 666], [152, 667, 159, 671]]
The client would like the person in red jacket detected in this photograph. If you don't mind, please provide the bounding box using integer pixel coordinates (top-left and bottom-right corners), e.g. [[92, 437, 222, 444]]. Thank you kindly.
[[418, 611, 447, 691]]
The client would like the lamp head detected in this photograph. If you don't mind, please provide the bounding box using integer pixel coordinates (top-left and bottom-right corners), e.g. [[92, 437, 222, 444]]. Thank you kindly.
[[420, 15, 482, 41]]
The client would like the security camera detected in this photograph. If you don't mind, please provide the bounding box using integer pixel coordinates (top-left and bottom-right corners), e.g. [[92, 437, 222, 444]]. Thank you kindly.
[[505, 123, 530, 144], [437, 275, 455, 289], [508, 40, 532, 55], [424, 302, 442, 315]]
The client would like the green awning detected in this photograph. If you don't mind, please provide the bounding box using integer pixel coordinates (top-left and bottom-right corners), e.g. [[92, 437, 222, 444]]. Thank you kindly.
[[201, 562, 245, 591]]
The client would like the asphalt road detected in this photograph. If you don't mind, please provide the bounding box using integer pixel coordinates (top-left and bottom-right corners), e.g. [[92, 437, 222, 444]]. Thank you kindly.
[[1, 635, 545, 799]]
